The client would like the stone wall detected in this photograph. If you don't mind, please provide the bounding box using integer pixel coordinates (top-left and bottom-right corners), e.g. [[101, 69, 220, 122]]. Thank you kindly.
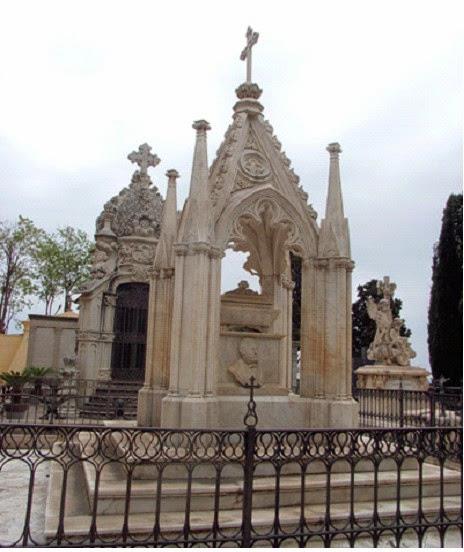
[[27, 313, 78, 371]]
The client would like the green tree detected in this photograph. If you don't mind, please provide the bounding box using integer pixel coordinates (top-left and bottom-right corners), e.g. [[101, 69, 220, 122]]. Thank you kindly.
[[0, 216, 43, 333], [352, 279, 411, 360], [33, 234, 62, 315], [427, 194, 463, 387], [34, 226, 92, 313]]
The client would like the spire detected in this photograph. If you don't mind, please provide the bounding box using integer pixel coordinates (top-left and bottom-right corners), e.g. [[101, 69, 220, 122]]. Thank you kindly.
[[318, 143, 351, 258], [154, 169, 179, 271], [182, 120, 212, 243]]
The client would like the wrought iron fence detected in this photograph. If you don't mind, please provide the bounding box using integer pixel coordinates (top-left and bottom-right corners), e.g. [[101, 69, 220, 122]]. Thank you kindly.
[[0, 378, 141, 425], [0, 420, 462, 547], [356, 386, 463, 428]]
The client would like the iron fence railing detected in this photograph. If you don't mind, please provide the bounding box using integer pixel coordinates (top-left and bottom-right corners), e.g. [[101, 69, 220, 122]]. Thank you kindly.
[[0, 378, 141, 425], [356, 386, 463, 428], [0, 382, 462, 548]]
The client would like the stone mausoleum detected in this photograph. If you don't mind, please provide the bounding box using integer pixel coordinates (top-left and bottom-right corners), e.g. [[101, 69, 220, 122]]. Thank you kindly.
[[77, 28, 358, 429]]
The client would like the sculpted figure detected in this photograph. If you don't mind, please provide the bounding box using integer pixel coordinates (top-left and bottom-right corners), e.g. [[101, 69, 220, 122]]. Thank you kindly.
[[366, 279, 416, 366], [134, 216, 155, 237], [132, 243, 154, 264], [118, 243, 133, 265], [228, 338, 262, 386], [225, 280, 259, 296], [389, 318, 416, 366], [90, 240, 116, 280]]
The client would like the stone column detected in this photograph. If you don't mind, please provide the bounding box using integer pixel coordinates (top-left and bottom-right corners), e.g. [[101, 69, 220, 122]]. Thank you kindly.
[[161, 120, 219, 429]]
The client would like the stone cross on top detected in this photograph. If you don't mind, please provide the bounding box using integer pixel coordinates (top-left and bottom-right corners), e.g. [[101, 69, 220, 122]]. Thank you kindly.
[[128, 143, 160, 176], [240, 26, 259, 83], [377, 275, 397, 302]]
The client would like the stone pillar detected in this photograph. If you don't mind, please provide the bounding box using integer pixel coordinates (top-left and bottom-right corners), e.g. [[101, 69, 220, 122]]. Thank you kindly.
[[161, 244, 220, 428], [138, 168, 179, 426], [161, 120, 219, 429]]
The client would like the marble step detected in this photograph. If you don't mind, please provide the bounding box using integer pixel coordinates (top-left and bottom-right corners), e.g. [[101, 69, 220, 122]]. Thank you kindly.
[[82, 460, 461, 515], [44, 491, 462, 540], [99, 430, 423, 479]]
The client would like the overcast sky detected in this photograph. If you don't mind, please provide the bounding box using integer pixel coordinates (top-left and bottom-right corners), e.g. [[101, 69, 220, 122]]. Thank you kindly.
[[0, 1, 462, 369]]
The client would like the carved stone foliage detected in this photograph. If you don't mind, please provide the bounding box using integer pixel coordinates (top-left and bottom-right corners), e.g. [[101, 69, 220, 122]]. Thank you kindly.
[[89, 239, 117, 281], [210, 113, 245, 206], [235, 82, 262, 100], [118, 240, 155, 267], [229, 198, 305, 291], [96, 172, 164, 239], [261, 118, 317, 220]]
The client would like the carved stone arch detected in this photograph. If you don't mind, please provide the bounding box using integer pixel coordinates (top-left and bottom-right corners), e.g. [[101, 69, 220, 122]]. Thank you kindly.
[[214, 186, 318, 261], [108, 273, 151, 295]]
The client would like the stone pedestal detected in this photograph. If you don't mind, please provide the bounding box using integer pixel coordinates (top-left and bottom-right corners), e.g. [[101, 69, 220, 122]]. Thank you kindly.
[[137, 387, 167, 427], [161, 395, 220, 429], [356, 365, 430, 391], [160, 393, 359, 430]]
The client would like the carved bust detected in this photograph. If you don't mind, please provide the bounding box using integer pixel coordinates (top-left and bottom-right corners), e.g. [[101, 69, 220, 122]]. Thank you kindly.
[[228, 337, 262, 386]]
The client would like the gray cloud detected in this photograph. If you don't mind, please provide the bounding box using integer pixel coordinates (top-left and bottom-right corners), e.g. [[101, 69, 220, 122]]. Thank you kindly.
[[0, 1, 462, 369]]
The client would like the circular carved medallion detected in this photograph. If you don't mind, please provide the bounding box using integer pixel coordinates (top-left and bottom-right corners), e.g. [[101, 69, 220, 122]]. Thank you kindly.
[[239, 151, 270, 181]]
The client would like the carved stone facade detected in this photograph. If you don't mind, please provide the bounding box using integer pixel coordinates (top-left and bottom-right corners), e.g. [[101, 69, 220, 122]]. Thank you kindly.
[[77, 151, 164, 382], [137, 31, 359, 429]]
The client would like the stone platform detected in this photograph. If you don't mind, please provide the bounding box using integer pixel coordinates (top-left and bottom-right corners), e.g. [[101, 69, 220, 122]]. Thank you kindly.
[[356, 365, 430, 391], [44, 431, 461, 544]]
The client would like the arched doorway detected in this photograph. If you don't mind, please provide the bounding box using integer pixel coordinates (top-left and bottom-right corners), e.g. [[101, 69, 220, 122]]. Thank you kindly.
[[110, 283, 149, 381]]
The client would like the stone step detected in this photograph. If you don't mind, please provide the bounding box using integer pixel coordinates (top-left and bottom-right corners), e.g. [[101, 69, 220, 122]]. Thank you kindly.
[[81, 460, 461, 515], [102, 430, 424, 479], [44, 489, 462, 541]]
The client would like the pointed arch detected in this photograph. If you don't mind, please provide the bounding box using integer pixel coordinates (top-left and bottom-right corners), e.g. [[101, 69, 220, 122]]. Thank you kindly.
[[214, 185, 318, 260]]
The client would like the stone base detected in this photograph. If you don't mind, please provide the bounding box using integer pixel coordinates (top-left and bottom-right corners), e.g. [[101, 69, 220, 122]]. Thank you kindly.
[[137, 387, 167, 426], [355, 365, 431, 391], [161, 395, 220, 429], [157, 393, 359, 430]]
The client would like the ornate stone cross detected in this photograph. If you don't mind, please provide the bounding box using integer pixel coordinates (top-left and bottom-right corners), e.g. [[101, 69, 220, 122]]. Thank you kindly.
[[377, 275, 396, 302], [240, 26, 259, 83], [128, 143, 160, 176]]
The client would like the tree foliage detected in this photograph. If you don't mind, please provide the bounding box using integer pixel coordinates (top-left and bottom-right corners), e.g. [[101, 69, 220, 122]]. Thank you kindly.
[[0, 217, 93, 331], [34, 227, 92, 313], [427, 193, 463, 386], [352, 279, 411, 359], [0, 216, 44, 333]]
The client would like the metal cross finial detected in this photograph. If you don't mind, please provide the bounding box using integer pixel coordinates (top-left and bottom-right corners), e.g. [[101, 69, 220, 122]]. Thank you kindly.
[[127, 143, 160, 176], [240, 26, 259, 84], [242, 375, 261, 427]]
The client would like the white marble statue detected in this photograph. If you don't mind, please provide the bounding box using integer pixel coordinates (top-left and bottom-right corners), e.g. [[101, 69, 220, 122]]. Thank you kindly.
[[366, 277, 416, 366]]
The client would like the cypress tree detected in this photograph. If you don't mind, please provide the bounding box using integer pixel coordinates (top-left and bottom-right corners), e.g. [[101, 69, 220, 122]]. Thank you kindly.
[[428, 194, 463, 386]]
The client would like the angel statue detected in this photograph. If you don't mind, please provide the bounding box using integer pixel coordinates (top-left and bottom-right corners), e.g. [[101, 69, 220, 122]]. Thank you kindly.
[[366, 297, 392, 364], [366, 280, 416, 366]]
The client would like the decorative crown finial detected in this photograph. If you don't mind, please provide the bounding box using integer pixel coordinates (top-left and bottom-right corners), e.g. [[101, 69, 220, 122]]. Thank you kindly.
[[326, 142, 342, 156], [192, 120, 211, 133], [166, 169, 180, 180], [127, 143, 160, 176]]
